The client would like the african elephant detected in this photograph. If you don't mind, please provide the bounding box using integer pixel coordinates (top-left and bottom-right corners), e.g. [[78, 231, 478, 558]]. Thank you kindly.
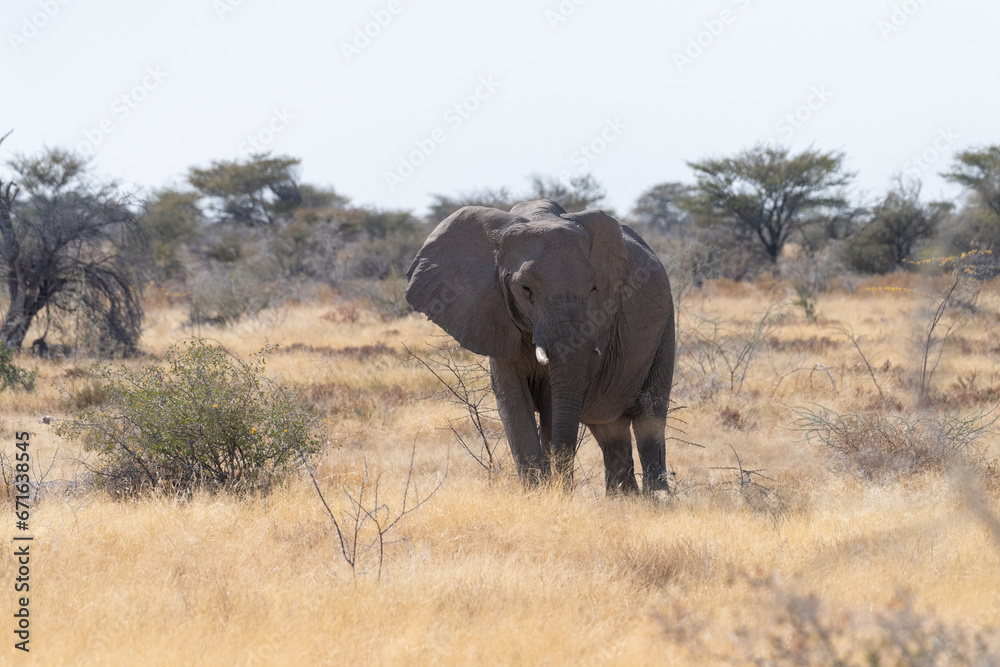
[[406, 199, 675, 494]]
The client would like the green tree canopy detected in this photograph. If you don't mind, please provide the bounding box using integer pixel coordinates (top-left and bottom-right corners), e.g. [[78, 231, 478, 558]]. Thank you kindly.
[[297, 183, 350, 210], [188, 153, 301, 226], [845, 179, 946, 274], [684, 145, 854, 262], [943, 145, 1000, 219], [140, 188, 203, 280]]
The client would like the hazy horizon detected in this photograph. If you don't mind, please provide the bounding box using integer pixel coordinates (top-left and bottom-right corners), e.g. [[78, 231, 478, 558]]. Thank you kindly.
[[6, 0, 998, 215]]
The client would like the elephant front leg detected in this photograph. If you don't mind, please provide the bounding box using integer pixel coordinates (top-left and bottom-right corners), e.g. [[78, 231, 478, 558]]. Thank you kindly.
[[538, 405, 552, 468], [490, 359, 547, 485], [588, 418, 639, 495]]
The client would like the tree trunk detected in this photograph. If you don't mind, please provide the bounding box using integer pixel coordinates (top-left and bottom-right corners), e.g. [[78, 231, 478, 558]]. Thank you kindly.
[[1, 310, 32, 348], [1, 286, 39, 349]]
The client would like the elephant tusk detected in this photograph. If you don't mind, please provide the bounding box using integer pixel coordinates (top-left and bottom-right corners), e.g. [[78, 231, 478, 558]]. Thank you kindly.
[[535, 345, 550, 365], [593, 345, 601, 356]]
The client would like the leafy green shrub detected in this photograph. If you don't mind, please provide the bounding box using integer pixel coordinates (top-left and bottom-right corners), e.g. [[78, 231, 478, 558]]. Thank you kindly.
[[791, 280, 817, 321], [0, 343, 37, 392], [58, 339, 323, 495]]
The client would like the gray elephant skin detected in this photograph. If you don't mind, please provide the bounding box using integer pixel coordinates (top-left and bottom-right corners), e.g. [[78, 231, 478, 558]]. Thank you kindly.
[[406, 199, 675, 494]]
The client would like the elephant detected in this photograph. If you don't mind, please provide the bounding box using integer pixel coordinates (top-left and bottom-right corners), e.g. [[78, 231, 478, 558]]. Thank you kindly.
[[405, 199, 675, 495]]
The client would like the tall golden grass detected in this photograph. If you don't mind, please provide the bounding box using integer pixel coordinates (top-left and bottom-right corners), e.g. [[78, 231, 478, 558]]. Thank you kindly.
[[3, 276, 1000, 665]]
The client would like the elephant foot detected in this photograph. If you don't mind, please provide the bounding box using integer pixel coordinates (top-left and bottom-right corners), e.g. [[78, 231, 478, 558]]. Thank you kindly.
[[642, 469, 675, 496], [605, 470, 640, 496]]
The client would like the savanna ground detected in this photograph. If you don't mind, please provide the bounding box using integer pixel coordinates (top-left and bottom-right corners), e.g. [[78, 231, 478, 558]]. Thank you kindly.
[[3, 274, 1000, 666]]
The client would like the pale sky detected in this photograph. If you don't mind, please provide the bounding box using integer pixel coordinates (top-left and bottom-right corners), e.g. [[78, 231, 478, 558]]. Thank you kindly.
[[5, 0, 998, 215]]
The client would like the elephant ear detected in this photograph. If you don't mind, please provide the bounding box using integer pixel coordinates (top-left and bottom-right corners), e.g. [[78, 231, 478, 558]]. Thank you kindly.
[[406, 206, 522, 359], [563, 209, 630, 308]]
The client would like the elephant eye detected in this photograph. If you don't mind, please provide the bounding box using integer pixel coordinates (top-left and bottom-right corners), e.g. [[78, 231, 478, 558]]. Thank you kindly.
[[521, 284, 533, 301], [591, 286, 598, 294]]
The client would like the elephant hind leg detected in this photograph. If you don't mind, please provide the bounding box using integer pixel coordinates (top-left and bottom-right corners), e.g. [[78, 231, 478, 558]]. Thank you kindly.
[[633, 325, 675, 494], [588, 418, 639, 495], [633, 415, 670, 493]]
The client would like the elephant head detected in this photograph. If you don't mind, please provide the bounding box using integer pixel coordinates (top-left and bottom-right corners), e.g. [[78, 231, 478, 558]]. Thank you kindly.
[[406, 199, 629, 479]]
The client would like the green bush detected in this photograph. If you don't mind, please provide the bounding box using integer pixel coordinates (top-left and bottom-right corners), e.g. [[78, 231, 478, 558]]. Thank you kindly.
[[58, 339, 323, 495], [0, 343, 37, 392]]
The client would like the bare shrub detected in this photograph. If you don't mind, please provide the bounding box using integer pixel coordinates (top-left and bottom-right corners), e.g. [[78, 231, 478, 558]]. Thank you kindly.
[[837, 325, 886, 400], [876, 255, 993, 404], [915, 276, 972, 403], [733, 582, 1000, 666], [304, 443, 447, 579], [780, 242, 848, 293], [187, 262, 279, 326], [0, 433, 65, 502], [709, 445, 784, 518], [407, 342, 508, 478], [342, 276, 410, 321], [679, 306, 785, 399], [795, 405, 997, 482], [656, 581, 1000, 664]]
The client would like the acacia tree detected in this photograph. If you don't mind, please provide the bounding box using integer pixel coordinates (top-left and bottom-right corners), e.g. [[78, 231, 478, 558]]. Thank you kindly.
[[943, 145, 1000, 218], [188, 153, 302, 226], [0, 138, 145, 352], [942, 146, 1000, 252], [684, 145, 854, 262]]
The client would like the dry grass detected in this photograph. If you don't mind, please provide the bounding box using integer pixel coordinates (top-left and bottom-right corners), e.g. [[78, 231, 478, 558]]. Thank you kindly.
[[3, 280, 1000, 665]]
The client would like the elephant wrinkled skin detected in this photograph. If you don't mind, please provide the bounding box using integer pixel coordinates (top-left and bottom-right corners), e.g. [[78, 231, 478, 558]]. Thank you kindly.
[[405, 199, 675, 494]]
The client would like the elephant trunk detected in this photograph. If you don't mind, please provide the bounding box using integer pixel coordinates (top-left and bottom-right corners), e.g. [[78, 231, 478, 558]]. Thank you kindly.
[[545, 337, 590, 487], [534, 296, 598, 488]]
